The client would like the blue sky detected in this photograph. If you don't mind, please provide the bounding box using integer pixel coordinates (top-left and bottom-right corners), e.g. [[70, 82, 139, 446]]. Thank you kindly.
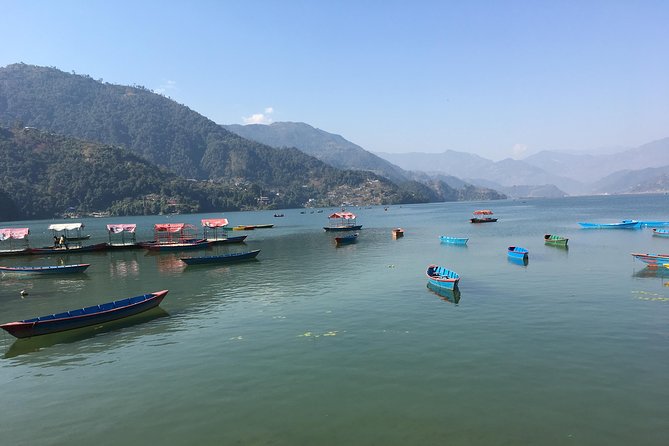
[[2, 0, 668, 160]]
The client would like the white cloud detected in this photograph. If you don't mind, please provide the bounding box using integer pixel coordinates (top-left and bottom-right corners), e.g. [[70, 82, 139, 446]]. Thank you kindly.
[[155, 80, 177, 95], [243, 107, 274, 125], [512, 143, 528, 159]]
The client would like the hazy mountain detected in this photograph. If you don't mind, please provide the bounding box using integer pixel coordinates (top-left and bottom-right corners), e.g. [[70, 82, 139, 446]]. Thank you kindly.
[[523, 138, 669, 183], [376, 150, 583, 194], [224, 122, 410, 183], [591, 165, 669, 194]]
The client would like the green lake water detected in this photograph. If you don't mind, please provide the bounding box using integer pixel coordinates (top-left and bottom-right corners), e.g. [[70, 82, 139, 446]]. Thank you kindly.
[[1, 194, 668, 445]]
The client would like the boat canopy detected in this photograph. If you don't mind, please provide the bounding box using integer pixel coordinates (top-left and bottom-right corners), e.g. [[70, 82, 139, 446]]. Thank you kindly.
[[0, 228, 30, 240], [153, 223, 195, 233], [473, 210, 494, 215], [49, 223, 84, 231], [202, 218, 229, 228], [107, 224, 137, 234], [328, 212, 356, 220]]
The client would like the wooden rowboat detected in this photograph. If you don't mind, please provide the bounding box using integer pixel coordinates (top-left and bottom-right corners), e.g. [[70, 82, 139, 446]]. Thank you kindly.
[[508, 246, 529, 260], [440, 236, 468, 245], [391, 228, 404, 239], [544, 234, 568, 246], [631, 253, 669, 268], [578, 220, 640, 229], [426, 265, 460, 290], [181, 249, 260, 265], [652, 229, 669, 238], [0, 263, 90, 275], [0, 290, 169, 338], [335, 233, 358, 246]]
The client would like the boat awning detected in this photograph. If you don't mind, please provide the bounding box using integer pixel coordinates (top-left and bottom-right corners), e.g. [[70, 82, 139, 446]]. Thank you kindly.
[[107, 224, 137, 234], [153, 223, 194, 232], [49, 223, 84, 231], [201, 218, 229, 228], [0, 228, 30, 240], [473, 210, 494, 215], [328, 212, 356, 220]]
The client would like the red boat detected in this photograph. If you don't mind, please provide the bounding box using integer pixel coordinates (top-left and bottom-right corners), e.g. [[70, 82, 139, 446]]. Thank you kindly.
[[470, 210, 498, 223]]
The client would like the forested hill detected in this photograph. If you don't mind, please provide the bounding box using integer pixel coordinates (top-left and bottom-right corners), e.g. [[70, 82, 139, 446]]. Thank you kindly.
[[0, 127, 425, 220]]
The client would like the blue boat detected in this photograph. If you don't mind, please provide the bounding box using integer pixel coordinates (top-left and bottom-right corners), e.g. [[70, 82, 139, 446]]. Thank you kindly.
[[0, 290, 169, 338], [507, 246, 529, 260], [578, 220, 641, 229], [639, 221, 669, 228], [440, 236, 469, 245], [335, 233, 358, 246], [0, 263, 90, 275], [181, 249, 260, 265], [426, 265, 460, 290], [652, 229, 669, 238]]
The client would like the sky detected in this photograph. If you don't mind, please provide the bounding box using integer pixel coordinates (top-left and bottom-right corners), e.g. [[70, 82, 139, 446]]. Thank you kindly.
[[1, 0, 668, 161]]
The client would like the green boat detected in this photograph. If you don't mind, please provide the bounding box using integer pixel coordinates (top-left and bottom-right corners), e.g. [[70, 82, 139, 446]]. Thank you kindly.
[[544, 234, 568, 247]]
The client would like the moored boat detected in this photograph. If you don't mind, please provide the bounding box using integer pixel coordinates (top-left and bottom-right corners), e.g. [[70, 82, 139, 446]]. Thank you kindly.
[[49, 223, 91, 242], [181, 249, 261, 265], [207, 235, 247, 245], [107, 224, 140, 249], [544, 234, 568, 246], [142, 223, 210, 251], [470, 210, 497, 223], [508, 246, 529, 260], [0, 290, 169, 338], [143, 239, 210, 251], [391, 228, 404, 239], [631, 253, 669, 267], [440, 236, 468, 245], [0, 227, 31, 256], [426, 265, 460, 290], [30, 242, 109, 255], [578, 220, 641, 229], [0, 263, 90, 275], [335, 233, 358, 246], [324, 212, 362, 232], [652, 229, 669, 238]]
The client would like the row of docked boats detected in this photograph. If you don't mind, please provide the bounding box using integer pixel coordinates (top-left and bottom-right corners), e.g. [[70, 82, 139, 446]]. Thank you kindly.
[[439, 234, 568, 247]]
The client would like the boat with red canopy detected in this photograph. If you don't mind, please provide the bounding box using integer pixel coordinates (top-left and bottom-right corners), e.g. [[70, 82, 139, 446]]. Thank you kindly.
[[201, 219, 247, 244], [324, 212, 362, 232], [141, 223, 210, 251], [470, 210, 498, 223], [0, 228, 31, 256]]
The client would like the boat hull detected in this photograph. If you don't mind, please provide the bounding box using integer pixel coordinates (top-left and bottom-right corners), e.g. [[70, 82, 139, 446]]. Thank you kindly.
[[440, 236, 469, 245], [206, 235, 247, 245], [0, 264, 90, 275], [470, 218, 497, 223], [181, 250, 260, 265], [29, 243, 109, 255], [544, 234, 568, 246], [335, 234, 358, 245], [0, 290, 168, 338], [578, 221, 641, 229], [631, 253, 669, 267], [652, 229, 669, 238], [143, 240, 211, 251], [508, 246, 529, 260], [426, 265, 460, 290], [324, 225, 362, 232]]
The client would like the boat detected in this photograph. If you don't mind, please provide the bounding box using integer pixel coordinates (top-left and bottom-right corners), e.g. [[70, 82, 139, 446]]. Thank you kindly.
[[631, 253, 669, 268], [544, 234, 568, 247], [30, 242, 109, 255], [207, 235, 247, 245], [142, 223, 210, 251], [507, 246, 529, 260], [324, 212, 362, 232], [0, 263, 90, 275], [578, 220, 641, 229], [426, 265, 460, 290], [440, 236, 468, 245], [49, 223, 91, 241], [252, 224, 274, 229], [639, 221, 669, 228], [0, 290, 169, 338], [181, 249, 261, 265], [107, 224, 140, 249], [335, 233, 358, 246], [470, 210, 497, 223], [0, 227, 31, 256], [232, 225, 254, 231], [391, 228, 404, 239], [201, 218, 233, 242], [652, 229, 669, 238], [273, 214, 284, 217]]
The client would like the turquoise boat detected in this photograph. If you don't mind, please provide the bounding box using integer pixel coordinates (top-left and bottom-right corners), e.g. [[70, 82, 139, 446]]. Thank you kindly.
[[440, 236, 468, 245], [508, 246, 529, 260], [578, 220, 641, 229], [652, 229, 669, 238], [426, 265, 460, 290]]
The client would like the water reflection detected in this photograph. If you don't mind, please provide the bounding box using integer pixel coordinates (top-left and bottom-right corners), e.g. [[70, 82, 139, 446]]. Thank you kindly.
[[426, 283, 461, 304], [633, 266, 669, 279], [153, 254, 187, 273], [3, 307, 170, 360], [109, 258, 140, 278]]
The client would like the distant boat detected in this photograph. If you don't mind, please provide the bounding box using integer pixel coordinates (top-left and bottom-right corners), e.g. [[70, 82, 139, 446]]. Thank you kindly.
[[544, 234, 568, 247], [440, 236, 468, 245], [391, 228, 404, 239], [426, 265, 460, 290], [0, 290, 169, 338], [470, 210, 497, 223], [273, 214, 284, 217], [652, 229, 669, 238], [639, 221, 669, 228], [508, 246, 529, 260], [578, 220, 641, 229], [631, 253, 669, 267], [181, 249, 260, 266], [335, 233, 358, 246], [0, 263, 90, 275], [324, 212, 362, 232]]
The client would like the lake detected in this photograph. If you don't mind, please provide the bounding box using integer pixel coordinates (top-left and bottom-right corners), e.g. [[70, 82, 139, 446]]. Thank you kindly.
[[1, 194, 668, 445]]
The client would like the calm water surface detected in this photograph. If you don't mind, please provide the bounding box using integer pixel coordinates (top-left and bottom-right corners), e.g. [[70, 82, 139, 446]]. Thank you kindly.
[[1, 195, 668, 445]]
